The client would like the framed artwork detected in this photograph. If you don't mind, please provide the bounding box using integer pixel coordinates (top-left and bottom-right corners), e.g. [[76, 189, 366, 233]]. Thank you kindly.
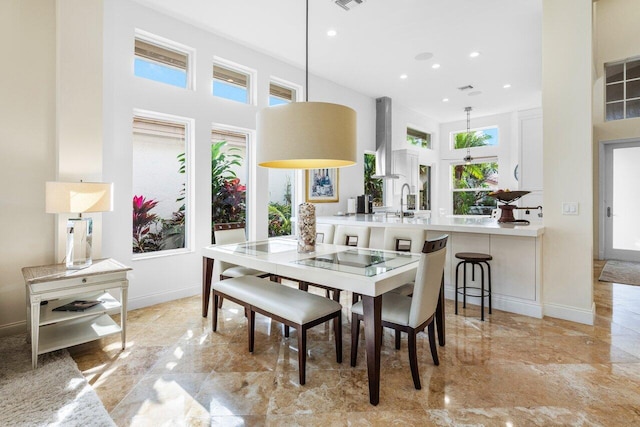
[[305, 168, 339, 203]]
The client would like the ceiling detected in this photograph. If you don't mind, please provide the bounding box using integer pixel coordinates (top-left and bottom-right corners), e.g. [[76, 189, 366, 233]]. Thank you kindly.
[[132, 0, 542, 123]]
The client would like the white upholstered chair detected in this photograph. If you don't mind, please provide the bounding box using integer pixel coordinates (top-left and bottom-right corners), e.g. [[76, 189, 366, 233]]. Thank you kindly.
[[315, 223, 335, 244], [350, 235, 448, 390], [213, 223, 270, 307], [333, 225, 370, 248]]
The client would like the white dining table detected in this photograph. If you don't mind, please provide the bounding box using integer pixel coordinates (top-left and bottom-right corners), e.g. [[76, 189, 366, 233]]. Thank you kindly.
[[201, 237, 444, 405]]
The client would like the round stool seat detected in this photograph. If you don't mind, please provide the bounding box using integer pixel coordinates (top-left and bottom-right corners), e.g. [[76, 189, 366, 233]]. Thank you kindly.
[[455, 252, 493, 262]]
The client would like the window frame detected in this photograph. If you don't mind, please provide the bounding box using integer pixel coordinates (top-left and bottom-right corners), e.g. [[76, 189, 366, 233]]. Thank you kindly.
[[450, 125, 499, 150], [604, 56, 640, 121], [407, 126, 432, 149], [450, 158, 499, 216], [132, 109, 195, 260], [134, 29, 195, 90], [212, 57, 257, 105], [269, 77, 303, 106]]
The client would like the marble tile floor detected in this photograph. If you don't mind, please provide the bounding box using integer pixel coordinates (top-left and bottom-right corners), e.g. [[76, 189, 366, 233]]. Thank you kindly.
[[69, 260, 640, 426]]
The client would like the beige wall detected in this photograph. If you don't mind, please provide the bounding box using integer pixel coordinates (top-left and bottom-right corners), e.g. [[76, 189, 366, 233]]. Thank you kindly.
[[592, 0, 640, 256], [542, 0, 594, 323], [0, 0, 103, 336], [0, 0, 56, 335]]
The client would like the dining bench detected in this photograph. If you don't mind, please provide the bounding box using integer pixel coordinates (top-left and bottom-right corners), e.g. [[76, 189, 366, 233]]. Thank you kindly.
[[212, 276, 343, 385]]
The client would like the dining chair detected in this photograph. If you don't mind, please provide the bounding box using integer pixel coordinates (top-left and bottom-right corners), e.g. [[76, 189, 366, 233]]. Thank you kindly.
[[333, 225, 371, 248], [350, 235, 448, 390], [213, 223, 271, 308], [315, 223, 335, 244]]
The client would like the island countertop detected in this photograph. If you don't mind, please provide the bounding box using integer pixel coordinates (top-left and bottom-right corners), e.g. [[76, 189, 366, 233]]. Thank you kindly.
[[315, 214, 544, 237]]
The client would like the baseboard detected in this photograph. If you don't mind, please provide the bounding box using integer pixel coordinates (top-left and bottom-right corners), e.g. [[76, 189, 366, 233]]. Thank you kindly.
[[126, 284, 201, 311], [543, 301, 596, 325], [0, 321, 27, 338], [444, 287, 543, 318]]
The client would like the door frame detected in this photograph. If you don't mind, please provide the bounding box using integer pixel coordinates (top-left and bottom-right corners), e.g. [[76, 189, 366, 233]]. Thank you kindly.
[[598, 137, 640, 260]]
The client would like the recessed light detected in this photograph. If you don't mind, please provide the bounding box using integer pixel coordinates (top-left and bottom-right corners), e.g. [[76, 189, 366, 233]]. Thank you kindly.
[[442, 98, 449, 102], [327, 29, 337, 37], [503, 83, 512, 89], [414, 52, 434, 61], [432, 63, 441, 69], [469, 51, 480, 58], [400, 74, 408, 79]]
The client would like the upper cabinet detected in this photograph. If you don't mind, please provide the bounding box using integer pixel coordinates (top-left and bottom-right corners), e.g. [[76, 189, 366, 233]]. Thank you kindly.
[[518, 110, 543, 192], [392, 149, 419, 194]]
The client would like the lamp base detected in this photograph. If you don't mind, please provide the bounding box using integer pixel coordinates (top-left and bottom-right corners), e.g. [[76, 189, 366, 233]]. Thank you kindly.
[[66, 217, 93, 269], [298, 203, 316, 253]]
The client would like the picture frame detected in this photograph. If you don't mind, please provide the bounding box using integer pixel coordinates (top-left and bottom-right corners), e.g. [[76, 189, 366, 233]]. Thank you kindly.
[[305, 168, 339, 203]]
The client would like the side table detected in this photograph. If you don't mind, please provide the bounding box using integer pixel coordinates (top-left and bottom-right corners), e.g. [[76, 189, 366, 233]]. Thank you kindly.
[[22, 258, 131, 368]]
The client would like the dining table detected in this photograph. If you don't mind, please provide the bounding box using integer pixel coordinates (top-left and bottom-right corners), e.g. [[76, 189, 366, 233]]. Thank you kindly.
[[201, 237, 445, 405]]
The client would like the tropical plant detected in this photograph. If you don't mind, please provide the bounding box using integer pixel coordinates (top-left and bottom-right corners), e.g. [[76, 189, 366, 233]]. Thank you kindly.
[[211, 141, 245, 239], [268, 175, 292, 237], [364, 153, 383, 206], [132, 195, 163, 253]]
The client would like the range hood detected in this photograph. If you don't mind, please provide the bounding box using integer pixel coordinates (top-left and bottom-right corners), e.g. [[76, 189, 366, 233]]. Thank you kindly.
[[371, 96, 399, 179]]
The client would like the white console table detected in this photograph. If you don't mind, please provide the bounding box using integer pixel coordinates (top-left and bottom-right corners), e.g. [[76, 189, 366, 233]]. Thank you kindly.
[[22, 258, 131, 368]]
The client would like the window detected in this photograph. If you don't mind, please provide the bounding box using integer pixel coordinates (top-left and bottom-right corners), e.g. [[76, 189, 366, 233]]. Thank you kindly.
[[267, 79, 298, 236], [212, 60, 254, 104], [407, 127, 431, 149], [133, 114, 190, 254], [419, 165, 431, 210], [211, 128, 253, 242], [605, 58, 640, 121], [452, 126, 498, 149], [452, 161, 499, 215], [364, 153, 384, 207], [134, 32, 192, 89], [269, 82, 296, 106]]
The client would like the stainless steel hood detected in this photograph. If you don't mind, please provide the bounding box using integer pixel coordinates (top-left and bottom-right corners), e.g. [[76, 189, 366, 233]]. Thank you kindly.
[[371, 96, 399, 179]]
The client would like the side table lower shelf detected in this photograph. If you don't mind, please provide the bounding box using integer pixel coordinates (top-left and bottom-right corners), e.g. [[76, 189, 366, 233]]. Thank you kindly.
[[38, 314, 122, 355]]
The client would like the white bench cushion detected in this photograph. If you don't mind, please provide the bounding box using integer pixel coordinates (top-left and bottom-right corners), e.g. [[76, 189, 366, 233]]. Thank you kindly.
[[213, 276, 342, 325], [351, 293, 412, 326]]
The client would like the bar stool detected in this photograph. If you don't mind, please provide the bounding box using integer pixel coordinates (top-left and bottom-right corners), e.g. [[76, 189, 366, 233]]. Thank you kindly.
[[454, 252, 492, 321]]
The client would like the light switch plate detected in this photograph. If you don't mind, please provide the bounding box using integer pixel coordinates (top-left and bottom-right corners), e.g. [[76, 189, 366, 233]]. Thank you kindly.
[[562, 202, 579, 215]]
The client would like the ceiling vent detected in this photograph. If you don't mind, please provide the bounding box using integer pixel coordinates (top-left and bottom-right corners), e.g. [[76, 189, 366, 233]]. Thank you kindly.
[[458, 84, 474, 91], [335, 0, 364, 11]]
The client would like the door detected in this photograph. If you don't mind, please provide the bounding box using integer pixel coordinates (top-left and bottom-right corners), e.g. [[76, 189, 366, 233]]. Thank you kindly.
[[603, 140, 640, 261]]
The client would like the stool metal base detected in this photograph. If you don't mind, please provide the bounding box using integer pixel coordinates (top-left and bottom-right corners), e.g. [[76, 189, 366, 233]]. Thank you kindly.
[[454, 257, 492, 321]]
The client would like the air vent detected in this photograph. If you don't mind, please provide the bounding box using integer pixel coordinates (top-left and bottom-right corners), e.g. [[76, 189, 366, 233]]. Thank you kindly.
[[458, 85, 474, 91], [335, 0, 364, 11]]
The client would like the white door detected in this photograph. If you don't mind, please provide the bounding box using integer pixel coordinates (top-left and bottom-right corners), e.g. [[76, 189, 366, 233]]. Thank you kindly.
[[603, 140, 640, 261]]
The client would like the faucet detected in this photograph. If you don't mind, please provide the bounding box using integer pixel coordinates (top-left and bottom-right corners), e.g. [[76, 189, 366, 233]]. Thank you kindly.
[[400, 183, 411, 218]]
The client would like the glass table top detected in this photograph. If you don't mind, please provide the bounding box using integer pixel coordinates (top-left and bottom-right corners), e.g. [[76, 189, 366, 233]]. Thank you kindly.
[[227, 239, 298, 255], [293, 248, 420, 277]]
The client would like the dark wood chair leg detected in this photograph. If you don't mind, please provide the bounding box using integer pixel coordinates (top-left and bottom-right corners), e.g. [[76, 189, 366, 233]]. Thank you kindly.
[[298, 327, 307, 385], [395, 330, 401, 350], [350, 313, 360, 367], [202, 257, 214, 317], [334, 312, 342, 363], [212, 292, 219, 332], [352, 292, 360, 305], [218, 275, 225, 309], [249, 309, 256, 353], [428, 320, 439, 366], [284, 325, 290, 337], [333, 290, 341, 302], [407, 329, 421, 390]]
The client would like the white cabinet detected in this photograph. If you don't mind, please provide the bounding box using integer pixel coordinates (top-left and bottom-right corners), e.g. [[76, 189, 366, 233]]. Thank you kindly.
[[392, 149, 419, 194], [22, 258, 130, 368], [519, 110, 543, 192]]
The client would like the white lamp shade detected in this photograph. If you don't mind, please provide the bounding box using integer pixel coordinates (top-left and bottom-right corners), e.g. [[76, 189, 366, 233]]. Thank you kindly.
[[257, 102, 357, 169], [46, 181, 113, 214]]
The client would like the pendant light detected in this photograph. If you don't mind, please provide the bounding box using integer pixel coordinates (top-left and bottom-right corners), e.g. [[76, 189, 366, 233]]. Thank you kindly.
[[463, 106, 473, 165], [256, 0, 357, 168]]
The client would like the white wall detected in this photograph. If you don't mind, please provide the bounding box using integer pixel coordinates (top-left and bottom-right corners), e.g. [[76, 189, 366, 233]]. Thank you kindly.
[[541, 0, 594, 324], [102, 0, 379, 310]]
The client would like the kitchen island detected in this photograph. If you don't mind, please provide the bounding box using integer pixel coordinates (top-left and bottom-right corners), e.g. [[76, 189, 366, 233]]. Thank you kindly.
[[317, 215, 545, 318]]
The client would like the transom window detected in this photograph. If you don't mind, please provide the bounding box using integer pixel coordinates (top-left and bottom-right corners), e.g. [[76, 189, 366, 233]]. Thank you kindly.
[[452, 126, 498, 149], [134, 32, 192, 89], [451, 161, 499, 215], [605, 58, 640, 121], [213, 61, 252, 104], [269, 82, 297, 106], [407, 127, 431, 149]]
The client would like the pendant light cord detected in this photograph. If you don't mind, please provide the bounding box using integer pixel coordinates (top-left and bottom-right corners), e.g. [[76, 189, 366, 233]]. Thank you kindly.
[[305, 0, 309, 102], [465, 106, 472, 161]]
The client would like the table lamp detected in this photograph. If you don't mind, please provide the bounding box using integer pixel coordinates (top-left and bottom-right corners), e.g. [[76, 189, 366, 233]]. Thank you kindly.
[[45, 181, 113, 269]]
